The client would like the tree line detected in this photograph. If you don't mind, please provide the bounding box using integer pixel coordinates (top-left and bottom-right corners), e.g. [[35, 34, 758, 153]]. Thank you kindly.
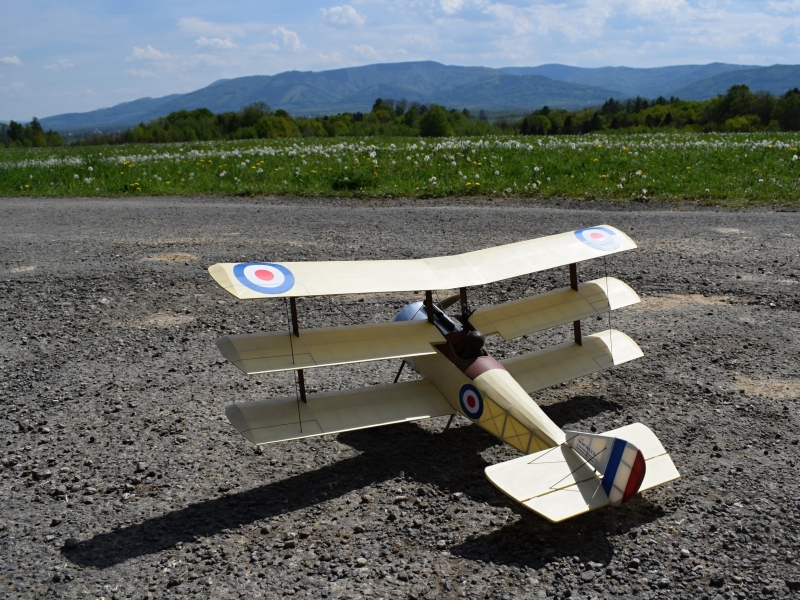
[[3, 84, 800, 148], [0, 118, 64, 148]]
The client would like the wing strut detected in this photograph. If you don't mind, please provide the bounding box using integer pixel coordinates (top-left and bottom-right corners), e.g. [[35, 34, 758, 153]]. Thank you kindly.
[[569, 263, 582, 346], [424, 291, 434, 324], [288, 298, 307, 402]]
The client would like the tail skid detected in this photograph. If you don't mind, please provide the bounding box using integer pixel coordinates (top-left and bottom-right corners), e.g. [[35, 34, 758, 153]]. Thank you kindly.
[[484, 423, 679, 522]]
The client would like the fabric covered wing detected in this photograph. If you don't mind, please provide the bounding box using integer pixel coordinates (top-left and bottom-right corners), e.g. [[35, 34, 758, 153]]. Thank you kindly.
[[502, 330, 643, 394], [217, 320, 445, 374], [225, 379, 455, 445], [209, 225, 636, 299], [470, 277, 640, 341]]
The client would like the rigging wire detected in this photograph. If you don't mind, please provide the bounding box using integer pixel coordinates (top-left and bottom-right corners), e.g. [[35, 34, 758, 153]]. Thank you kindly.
[[604, 255, 614, 357]]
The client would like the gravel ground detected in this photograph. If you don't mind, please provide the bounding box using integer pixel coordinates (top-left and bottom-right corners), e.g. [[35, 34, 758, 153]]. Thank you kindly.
[[1, 196, 800, 600]]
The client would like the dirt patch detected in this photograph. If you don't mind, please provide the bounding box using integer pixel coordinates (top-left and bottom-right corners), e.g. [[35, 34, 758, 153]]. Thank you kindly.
[[635, 293, 730, 311], [144, 252, 198, 262], [9, 266, 36, 273], [734, 375, 800, 400], [132, 313, 195, 327]]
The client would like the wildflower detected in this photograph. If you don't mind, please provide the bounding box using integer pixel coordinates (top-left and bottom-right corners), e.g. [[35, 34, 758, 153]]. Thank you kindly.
[[793, 155, 798, 161], [642, 188, 647, 194], [220, 171, 227, 177], [88, 166, 93, 172], [73, 174, 79, 179], [494, 171, 499, 175], [451, 161, 456, 166], [423, 155, 430, 162]]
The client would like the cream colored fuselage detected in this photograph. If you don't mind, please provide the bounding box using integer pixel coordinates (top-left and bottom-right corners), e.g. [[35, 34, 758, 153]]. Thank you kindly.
[[409, 347, 566, 454]]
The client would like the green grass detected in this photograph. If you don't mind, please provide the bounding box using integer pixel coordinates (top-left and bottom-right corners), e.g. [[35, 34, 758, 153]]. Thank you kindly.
[[2, 133, 800, 205]]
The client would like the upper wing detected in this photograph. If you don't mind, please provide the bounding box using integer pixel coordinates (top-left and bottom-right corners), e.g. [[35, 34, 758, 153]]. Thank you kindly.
[[217, 320, 445, 374], [225, 379, 455, 445], [470, 277, 640, 341], [209, 225, 636, 299]]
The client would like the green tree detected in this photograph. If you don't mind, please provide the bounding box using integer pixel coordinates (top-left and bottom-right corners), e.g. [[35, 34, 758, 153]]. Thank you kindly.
[[419, 105, 454, 137]]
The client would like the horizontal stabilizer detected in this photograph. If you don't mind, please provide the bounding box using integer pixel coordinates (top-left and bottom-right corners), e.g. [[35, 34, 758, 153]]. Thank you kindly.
[[485, 423, 679, 522], [502, 329, 643, 394], [209, 225, 636, 298], [470, 277, 640, 341], [226, 379, 455, 445], [217, 320, 445, 374]]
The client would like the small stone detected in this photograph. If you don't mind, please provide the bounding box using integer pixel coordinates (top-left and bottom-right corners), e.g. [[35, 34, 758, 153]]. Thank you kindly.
[[360, 495, 372, 504], [283, 539, 297, 549], [356, 557, 367, 567], [710, 573, 725, 588], [354, 524, 366, 533], [786, 580, 800, 591], [167, 577, 181, 587], [680, 548, 691, 558], [581, 570, 595, 582], [63, 538, 80, 550], [50, 518, 62, 527], [436, 540, 447, 549], [135, 462, 148, 473]]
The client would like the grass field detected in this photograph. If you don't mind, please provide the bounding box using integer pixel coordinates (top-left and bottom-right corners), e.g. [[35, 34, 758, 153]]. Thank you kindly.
[[2, 133, 799, 205]]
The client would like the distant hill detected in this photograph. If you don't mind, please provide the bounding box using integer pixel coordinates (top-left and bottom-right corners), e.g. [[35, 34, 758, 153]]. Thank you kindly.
[[35, 60, 800, 134], [669, 64, 800, 100], [499, 63, 753, 99], [40, 61, 619, 133]]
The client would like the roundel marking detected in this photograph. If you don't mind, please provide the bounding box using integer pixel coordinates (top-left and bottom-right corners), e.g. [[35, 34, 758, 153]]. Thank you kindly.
[[459, 384, 484, 420], [574, 226, 621, 252], [233, 262, 295, 294]]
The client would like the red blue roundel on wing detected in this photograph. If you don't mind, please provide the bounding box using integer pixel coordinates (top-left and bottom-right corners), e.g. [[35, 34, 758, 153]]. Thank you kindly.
[[459, 384, 484, 420], [574, 227, 621, 252], [233, 262, 295, 294]]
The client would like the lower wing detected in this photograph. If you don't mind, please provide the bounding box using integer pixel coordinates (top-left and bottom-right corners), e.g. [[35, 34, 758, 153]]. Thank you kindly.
[[226, 378, 455, 445]]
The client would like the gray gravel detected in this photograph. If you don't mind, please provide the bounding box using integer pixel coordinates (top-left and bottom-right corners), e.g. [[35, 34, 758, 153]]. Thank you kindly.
[[1, 196, 799, 600]]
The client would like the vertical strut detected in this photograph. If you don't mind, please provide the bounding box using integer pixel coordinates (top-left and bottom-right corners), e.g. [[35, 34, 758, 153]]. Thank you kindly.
[[289, 297, 299, 336], [393, 361, 406, 384], [569, 262, 579, 291], [459, 287, 469, 322], [569, 263, 582, 346], [424, 290, 434, 324], [297, 369, 307, 403]]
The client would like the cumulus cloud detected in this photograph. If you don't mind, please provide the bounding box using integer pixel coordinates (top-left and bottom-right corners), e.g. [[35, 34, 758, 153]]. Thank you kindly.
[[272, 27, 305, 51], [317, 51, 343, 63], [351, 44, 378, 59], [195, 37, 236, 49], [127, 45, 171, 61], [321, 5, 366, 26], [1, 56, 22, 66], [44, 58, 74, 71], [124, 68, 157, 78]]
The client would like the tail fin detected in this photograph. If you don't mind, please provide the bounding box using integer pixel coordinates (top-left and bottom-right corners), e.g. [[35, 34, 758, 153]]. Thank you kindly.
[[566, 431, 646, 506]]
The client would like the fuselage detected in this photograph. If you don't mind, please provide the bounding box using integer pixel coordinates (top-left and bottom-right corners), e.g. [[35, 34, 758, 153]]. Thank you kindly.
[[394, 302, 566, 453]]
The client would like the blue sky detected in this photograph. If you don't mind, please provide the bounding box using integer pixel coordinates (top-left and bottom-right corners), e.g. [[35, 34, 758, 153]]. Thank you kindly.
[[2, 0, 800, 121]]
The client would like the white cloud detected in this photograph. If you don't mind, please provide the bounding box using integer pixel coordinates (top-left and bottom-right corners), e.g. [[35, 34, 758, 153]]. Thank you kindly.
[[351, 44, 378, 59], [10, 81, 25, 90], [272, 27, 305, 51], [440, 0, 465, 15], [317, 51, 343, 63], [195, 37, 236, 49], [44, 58, 74, 71], [1, 56, 22, 66], [321, 5, 366, 26], [191, 53, 228, 66], [127, 45, 171, 61], [177, 17, 263, 39], [124, 68, 157, 78]]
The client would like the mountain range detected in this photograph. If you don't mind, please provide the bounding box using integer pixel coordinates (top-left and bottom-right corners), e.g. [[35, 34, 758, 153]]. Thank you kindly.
[[37, 61, 800, 133]]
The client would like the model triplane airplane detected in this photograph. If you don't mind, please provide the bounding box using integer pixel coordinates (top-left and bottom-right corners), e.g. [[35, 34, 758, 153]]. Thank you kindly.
[[208, 225, 679, 522]]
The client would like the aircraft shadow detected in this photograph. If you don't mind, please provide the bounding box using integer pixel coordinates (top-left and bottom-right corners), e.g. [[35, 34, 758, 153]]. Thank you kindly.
[[63, 394, 645, 569]]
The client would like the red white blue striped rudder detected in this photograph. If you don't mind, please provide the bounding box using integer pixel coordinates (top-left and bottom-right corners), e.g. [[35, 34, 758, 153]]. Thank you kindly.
[[566, 431, 647, 506]]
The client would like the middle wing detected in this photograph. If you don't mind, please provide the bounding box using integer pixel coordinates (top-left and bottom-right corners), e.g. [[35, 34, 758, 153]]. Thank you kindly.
[[225, 379, 455, 445], [217, 320, 445, 375]]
